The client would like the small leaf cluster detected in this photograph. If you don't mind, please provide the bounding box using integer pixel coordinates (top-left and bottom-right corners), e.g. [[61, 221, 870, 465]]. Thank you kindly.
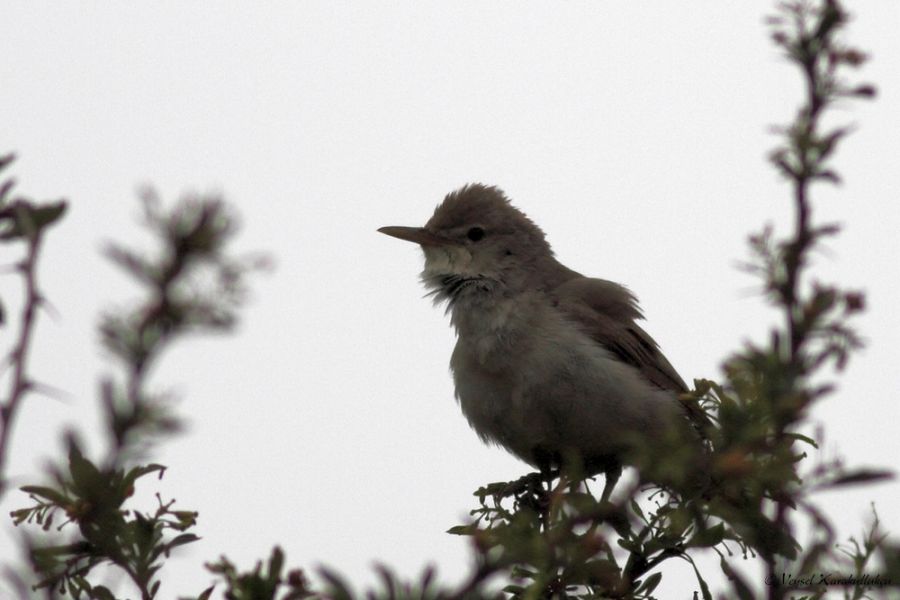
[[191, 547, 313, 600], [0, 154, 66, 247], [11, 441, 197, 599], [767, 0, 876, 187], [451, 473, 709, 598]]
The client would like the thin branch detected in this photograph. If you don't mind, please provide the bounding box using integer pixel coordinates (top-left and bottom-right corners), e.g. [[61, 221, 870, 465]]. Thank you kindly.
[[0, 232, 45, 499]]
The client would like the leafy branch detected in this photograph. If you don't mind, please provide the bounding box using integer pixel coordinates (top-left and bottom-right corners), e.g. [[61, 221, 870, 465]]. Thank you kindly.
[[0, 154, 67, 501], [7, 183, 263, 599]]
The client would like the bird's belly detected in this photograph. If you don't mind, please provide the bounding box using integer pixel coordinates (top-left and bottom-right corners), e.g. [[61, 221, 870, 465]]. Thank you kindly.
[[450, 334, 679, 470], [450, 358, 543, 464]]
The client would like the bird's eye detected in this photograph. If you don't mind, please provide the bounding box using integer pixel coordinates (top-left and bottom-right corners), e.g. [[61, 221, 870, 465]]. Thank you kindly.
[[466, 227, 485, 242]]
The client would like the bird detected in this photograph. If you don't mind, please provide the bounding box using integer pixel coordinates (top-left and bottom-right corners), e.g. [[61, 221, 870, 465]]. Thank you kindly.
[[378, 184, 702, 487]]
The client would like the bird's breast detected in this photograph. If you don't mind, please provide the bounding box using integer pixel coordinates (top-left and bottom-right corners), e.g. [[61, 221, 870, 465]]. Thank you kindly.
[[449, 294, 526, 367]]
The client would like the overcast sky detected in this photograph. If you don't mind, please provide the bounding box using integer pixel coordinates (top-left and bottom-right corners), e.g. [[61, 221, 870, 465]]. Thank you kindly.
[[2, 3, 899, 598]]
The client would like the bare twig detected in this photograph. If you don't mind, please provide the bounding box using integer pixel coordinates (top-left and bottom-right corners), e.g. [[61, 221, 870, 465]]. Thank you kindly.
[[0, 228, 45, 499]]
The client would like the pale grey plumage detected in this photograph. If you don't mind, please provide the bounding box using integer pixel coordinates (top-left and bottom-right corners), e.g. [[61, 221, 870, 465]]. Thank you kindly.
[[379, 184, 695, 475]]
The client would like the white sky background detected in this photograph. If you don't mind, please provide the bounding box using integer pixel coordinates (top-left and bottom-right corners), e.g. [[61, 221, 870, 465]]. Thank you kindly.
[[2, 2, 899, 598]]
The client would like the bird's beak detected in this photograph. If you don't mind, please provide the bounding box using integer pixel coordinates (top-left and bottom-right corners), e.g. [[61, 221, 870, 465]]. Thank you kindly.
[[377, 226, 451, 247]]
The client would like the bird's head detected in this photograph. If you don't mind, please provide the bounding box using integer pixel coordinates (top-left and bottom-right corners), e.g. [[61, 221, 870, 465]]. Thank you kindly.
[[378, 184, 554, 306]]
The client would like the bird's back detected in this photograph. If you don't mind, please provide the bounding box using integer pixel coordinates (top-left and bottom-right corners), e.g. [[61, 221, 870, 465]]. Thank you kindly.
[[550, 276, 688, 394]]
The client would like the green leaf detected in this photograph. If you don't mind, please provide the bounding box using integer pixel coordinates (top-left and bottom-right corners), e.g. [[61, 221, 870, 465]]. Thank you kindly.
[[816, 469, 894, 490], [0, 200, 67, 240], [581, 559, 620, 587], [196, 585, 215, 600], [90, 585, 117, 600], [166, 534, 201, 556], [30, 202, 67, 229], [73, 575, 92, 593], [689, 523, 725, 548], [689, 559, 713, 600], [635, 572, 662, 595], [446, 523, 478, 535], [784, 432, 818, 448], [20, 485, 69, 505], [267, 546, 285, 586], [122, 463, 167, 492], [68, 442, 104, 498]]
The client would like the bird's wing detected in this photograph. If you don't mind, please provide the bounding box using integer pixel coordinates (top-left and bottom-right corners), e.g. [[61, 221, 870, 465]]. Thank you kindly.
[[551, 277, 688, 394]]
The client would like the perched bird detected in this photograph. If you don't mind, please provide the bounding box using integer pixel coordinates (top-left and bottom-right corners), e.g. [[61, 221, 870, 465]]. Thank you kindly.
[[379, 184, 699, 483]]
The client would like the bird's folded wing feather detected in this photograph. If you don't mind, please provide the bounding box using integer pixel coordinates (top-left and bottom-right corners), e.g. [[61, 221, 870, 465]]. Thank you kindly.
[[551, 277, 688, 394]]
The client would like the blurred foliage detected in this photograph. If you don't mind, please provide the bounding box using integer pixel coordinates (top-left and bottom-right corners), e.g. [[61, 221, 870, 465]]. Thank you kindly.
[[3, 1, 899, 599], [1, 169, 264, 599], [0, 152, 68, 500], [193, 548, 313, 600]]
